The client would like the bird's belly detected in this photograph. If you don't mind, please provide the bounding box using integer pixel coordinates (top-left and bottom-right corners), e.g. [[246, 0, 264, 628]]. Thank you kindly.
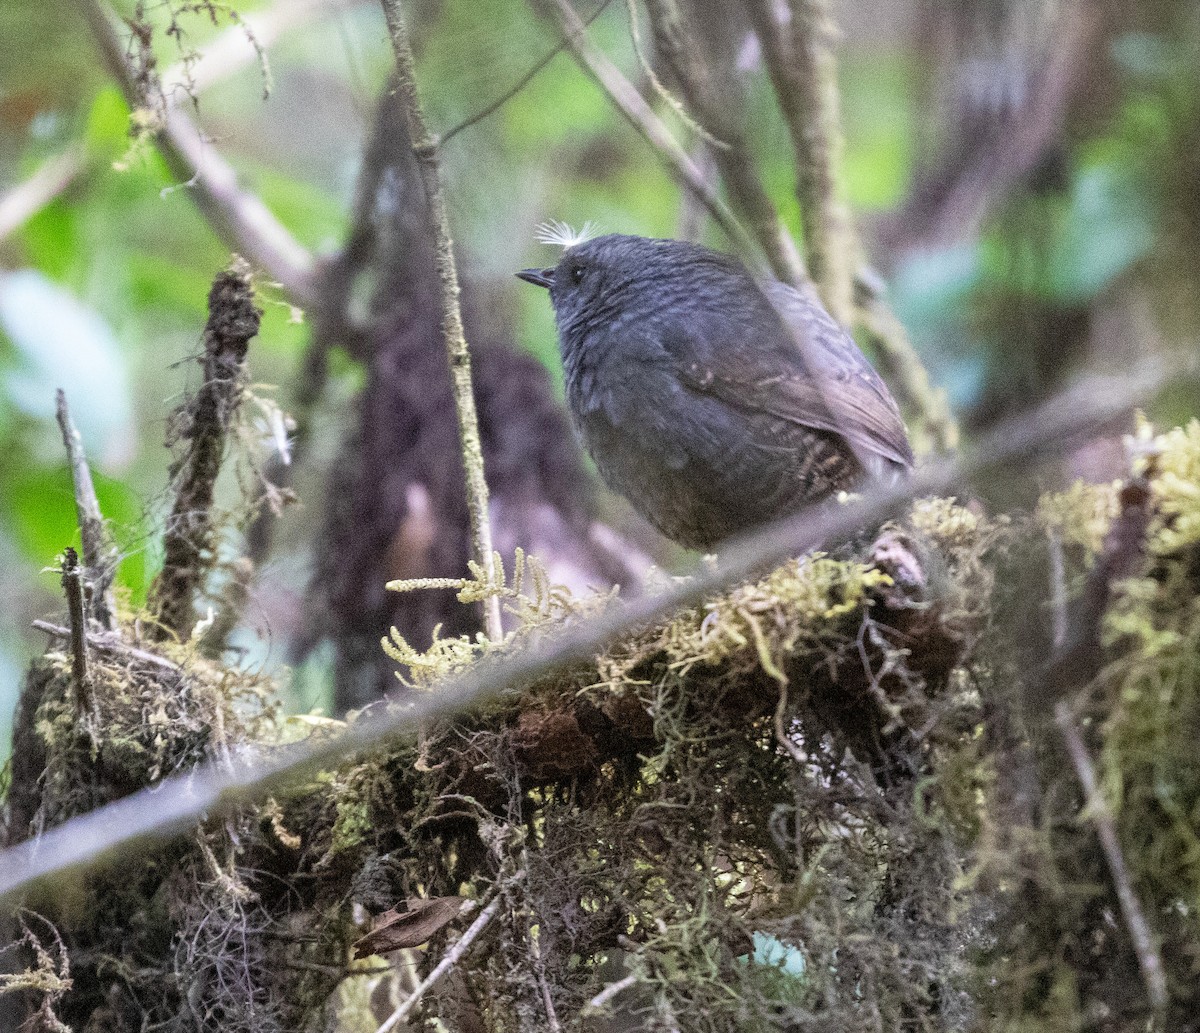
[[573, 394, 864, 551]]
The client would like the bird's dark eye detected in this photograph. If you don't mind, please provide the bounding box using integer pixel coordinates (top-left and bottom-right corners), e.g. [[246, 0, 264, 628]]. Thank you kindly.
[[570, 264, 585, 284]]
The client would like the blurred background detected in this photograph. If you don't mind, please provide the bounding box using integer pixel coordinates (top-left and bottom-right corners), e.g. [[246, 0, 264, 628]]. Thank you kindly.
[[1, 0, 1198, 761]]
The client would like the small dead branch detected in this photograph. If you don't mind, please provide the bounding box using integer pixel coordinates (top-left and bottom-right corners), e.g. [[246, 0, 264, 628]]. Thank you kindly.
[[379, 0, 503, 641], [74, 0, 319, 307], [1054, 700, 1168, 1018], [60, 548, 94, 721], [375, 888, 508, 1033], [31, 620, 182, 674], [150, 257, 260, 642], [55, 389, 117, 631], [534, 0, 763, 266]]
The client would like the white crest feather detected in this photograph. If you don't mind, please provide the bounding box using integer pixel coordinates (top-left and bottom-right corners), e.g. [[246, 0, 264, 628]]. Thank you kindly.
[[534, 219, 598, 249]]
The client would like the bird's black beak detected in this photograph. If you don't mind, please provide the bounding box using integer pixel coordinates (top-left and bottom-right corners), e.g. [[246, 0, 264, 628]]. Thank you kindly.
[[516, 267, 554, 289]]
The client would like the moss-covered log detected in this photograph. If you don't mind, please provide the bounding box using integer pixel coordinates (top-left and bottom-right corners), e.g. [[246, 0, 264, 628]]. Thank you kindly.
[[4, 421, 1200, 1032]]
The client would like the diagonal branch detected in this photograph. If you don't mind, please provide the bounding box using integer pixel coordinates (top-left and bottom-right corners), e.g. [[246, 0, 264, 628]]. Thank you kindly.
[[0, 148, 85, 244], [533, 0, 765, 269], [642, 0, 807, 287], [0, 357, 1186, 900], [71, 0, 319, 309]]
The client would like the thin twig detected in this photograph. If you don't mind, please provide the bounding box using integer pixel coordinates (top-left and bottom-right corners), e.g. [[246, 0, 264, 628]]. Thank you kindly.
[[533, 0, 763, 267], [641, 0, 807, 286], [856, 286, 959, 452], [55, 390, 117, 631], [31, 621, 182, 674], [60, 548, 94, 720], [1054, 701, 1168, 1018], [440, 0, 615, 146], [72, 0, 319, 309], [378, 0, 503, 641], [375, 890, 506, 1033], [518, 848, 564, 1032], [0, 359, 1182, 900]]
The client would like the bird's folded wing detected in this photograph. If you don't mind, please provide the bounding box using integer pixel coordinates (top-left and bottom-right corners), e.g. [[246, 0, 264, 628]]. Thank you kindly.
[[662, 288, 915, 471]]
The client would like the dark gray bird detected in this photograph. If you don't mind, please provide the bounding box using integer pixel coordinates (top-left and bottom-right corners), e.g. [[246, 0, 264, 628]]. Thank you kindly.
[[518, 233, 913, 550]]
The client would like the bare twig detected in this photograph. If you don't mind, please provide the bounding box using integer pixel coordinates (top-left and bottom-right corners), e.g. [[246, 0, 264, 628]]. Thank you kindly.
[[440, 0, 615, 147], [534, 0, 763, 267], [72, 0, 319, 309], [585, 973, 637, 1011], [375, 890, 506, 1033], [0, 148, 85, 244], [55, 390, 117, 631], [378, 0, 503, 641], [31, 621, 182, 674], [60, 548, 94, 720], [642, 0, 807, 286], [745, 0, 853, 319], [150, 257, 259, 641], [1054, 701, 1168, 1018], [0, 359, 1183, 900], [160, 0, 358, 99]]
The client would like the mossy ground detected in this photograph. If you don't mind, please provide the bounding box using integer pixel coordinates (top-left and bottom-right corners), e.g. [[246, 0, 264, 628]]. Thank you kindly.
[[5, 421, 1200, 1032]]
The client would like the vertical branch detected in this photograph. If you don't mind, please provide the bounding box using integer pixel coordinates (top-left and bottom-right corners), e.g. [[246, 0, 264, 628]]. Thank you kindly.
[[61, 547, 94, 720], [377, 0, 503, 642], [55, 390, 118, 631], [746, 0, 958, 451], [150, 257, 259, 642], [745, 0, 853, 321]]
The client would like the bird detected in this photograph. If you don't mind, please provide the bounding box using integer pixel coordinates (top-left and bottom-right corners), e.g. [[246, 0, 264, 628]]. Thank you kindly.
[[517, 232, 913, 551]]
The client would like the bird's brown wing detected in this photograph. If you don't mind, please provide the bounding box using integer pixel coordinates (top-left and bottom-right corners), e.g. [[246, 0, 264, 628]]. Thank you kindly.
[[664, 280, 914, 471]]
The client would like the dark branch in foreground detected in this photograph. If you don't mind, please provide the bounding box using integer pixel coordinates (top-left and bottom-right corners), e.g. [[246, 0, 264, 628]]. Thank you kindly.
[[0, 358, 1186, 901]]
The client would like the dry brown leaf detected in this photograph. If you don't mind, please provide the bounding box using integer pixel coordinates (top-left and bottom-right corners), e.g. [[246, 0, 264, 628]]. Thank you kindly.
[[352, 896, 467, 958]]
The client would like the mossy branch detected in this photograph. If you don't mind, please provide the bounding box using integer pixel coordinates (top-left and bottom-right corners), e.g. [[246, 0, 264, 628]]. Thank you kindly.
[[150, 257, 259, 642], [0, 363, 1181, 902], [378, 0, 502, 641]]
